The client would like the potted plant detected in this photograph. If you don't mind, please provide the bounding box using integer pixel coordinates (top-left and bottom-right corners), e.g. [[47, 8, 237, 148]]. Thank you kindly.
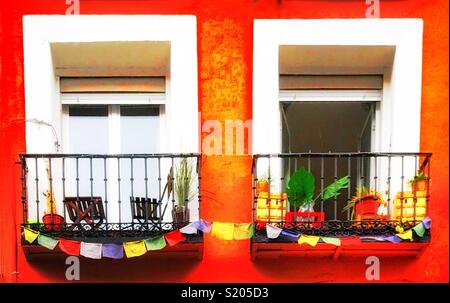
[[256, 171, 270, 196], [172, 158, 195, 225], [342, 186, 388, 221], [408, 171, 429, 193], [285, 166, 349, 221]]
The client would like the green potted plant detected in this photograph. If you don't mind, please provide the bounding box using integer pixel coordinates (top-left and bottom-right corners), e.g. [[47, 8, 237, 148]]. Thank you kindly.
[[342, 186, 388, 221], [172, 158, 195, 225], [285, 166, 349, 220], [408, 171, 429, 193]]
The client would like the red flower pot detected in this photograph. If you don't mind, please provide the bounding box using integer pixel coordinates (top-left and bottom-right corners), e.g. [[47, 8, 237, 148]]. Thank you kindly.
[[354, 195, 388, 221], [42, 214, 65, 231]]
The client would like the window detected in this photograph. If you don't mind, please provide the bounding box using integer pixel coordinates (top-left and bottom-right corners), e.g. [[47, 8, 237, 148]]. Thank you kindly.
[[22, 16, 200, 249], [63, 102, 162, 223], [252, 20, 429, 257]]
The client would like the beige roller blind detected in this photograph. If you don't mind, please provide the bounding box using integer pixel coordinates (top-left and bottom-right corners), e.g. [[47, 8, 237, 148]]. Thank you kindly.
[[60, 77, 165, 93], [279, 75, 383, 90]]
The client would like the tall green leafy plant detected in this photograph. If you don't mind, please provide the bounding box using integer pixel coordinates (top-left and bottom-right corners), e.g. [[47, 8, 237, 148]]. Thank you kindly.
[[285, 166, 349, 208], [175, 158, 195, 208]]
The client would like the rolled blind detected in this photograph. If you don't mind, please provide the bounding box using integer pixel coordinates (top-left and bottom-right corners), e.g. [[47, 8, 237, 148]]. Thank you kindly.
[[279, 75, 383, 90], [60, 77, 165, 93]]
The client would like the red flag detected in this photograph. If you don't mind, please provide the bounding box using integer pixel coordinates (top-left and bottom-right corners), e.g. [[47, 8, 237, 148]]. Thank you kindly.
[[164, 230, 186, 247], [59, 238, 81, 256], [341, 237, 362, 246]]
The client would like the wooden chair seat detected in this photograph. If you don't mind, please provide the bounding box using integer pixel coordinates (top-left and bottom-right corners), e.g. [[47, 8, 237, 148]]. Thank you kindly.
[[64, 196, 105, 228]]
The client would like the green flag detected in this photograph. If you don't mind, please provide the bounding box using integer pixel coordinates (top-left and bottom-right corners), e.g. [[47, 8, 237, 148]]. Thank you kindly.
[[321, 237, 341, 246], [413, 222, 426, 237], [145, 236, 166, 251], [37, 234, 59, 250], [233, 223, 254, 240]]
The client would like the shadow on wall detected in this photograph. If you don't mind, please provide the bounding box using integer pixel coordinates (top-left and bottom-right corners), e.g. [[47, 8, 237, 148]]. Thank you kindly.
[[23, 255, 200, 282], [252, 255, 423, 282]]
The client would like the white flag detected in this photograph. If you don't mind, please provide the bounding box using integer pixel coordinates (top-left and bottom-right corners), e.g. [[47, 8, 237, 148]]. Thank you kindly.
[[180, 222, 199, 234], [266, 224, 282, 239], [80, 242, 102, 259]]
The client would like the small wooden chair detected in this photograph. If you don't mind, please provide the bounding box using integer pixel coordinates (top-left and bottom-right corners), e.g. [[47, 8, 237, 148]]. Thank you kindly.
[[130, 197, 159, 223], [130, 167, 174, 224], [64, 196, 105, 229]]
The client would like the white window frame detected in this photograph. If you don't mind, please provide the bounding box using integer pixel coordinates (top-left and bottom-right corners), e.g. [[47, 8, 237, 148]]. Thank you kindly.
[[23, 15, 199, 154], [253, 19, 423, 196], [23, 15, 199, 223]]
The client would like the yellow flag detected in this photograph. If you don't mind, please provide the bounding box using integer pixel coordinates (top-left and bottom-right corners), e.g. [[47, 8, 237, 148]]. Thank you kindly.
[[298, 235, 320, 247], [396, 229, 413, 241], [23, 228, 39, 244], [123, 240, 147, 258], [211, 222, 234, 240], [233, 223, 254, 240]]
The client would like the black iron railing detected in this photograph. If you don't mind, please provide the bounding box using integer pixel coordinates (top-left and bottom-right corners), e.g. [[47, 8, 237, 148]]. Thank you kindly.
[[20, 153, 202, 240], [252, 152, 432, 241]]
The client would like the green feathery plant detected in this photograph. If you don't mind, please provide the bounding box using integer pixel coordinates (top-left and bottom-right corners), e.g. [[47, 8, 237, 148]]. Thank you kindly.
[[175, 158, 195, 208]]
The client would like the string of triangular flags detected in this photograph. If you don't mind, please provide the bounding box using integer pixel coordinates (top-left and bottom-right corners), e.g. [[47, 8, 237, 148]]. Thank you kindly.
[[22, 219, 255, 259], [265, 217, 431, 247], [22, 217, 430, 258]]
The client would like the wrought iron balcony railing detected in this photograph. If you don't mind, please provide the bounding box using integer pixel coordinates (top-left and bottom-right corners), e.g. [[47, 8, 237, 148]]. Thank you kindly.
[[20, 153, 202, 241], [252, 152, 432, 242]]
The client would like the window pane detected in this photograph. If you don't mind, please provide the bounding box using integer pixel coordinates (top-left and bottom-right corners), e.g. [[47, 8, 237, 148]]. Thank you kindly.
[[120, 105, 160, 223], [69, 105, 108, 117], [66, 106, 109, 205]]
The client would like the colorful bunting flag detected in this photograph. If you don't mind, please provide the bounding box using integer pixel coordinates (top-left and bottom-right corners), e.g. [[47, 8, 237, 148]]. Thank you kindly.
[[58, 238, 81, 256], [422, 217, 431, 229], [180, 222, 199, 234], [412, 222, 426, 237], [37, 234, 59, 250], [80, 242, 102, 259], [211, 222, 234, 240], [23, 228, 39, 244], [233, 223, 254, 240], [396, 229, 413, 241], [145, 236, 167, 251], [383, 235, 402, 243], [298, 235, 320, 247], [198, 219, 212, 233], [266, 224, 282, 239], [280, 229, 300, 240], [164, 230, 186, 246], [23, 216, 433, 259], [102, 243, 124, 259], [321, 236, 341, 246], [123, 240, 147, 258]]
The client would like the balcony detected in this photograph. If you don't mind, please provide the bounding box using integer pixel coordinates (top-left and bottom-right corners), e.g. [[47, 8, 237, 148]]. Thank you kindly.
[[20, 153, 203, 260], [251, 152, 432, 259]]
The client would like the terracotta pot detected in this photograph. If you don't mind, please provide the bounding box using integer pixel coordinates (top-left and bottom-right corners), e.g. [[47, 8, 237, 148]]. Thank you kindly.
[[354, 195, 387, 221], [256, 180, 270, 196], [411, 179, 428, 192]]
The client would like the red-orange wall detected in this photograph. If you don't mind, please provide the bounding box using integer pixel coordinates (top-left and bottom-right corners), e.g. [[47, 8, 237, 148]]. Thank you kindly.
[[0, 0, 448, 283]]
